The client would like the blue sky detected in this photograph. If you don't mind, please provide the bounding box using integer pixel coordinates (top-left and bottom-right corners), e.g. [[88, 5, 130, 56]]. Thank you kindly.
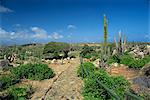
[[0, 0, 149, 45]]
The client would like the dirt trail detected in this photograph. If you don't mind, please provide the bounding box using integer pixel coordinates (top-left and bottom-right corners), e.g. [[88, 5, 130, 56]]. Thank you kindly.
[[26, 58, 83, 100], [44, 58, 83, 100]]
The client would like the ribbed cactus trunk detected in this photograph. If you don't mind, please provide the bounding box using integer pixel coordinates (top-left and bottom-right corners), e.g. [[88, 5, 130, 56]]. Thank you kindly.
[[118, 31, 122, 55], [104, 15, 108, 55], [114, 30, 127, 55]]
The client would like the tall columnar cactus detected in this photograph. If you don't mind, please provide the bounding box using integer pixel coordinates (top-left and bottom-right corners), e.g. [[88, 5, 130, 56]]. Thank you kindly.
[[99, 15, 109, 68], [104, 14, 108, 48], [114, 30, 127, 55]]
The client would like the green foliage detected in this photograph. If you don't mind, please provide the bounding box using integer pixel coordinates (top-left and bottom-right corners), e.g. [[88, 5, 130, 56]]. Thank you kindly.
[[80, 45, 98, 60], [0, 75, 19, 90], [104, 15, 108, 46], [43, 42, 70, 58], [120, 54, 134, 66], [108, 54, 150, 69], [80, 45, 94, 57], [8, 85, 33, 100], [82, 69, 130, 100], [77, 62, 96, 78], [107, 55, 120, 64], [120, 54, 150, 69], [11, 63, 55, 80]]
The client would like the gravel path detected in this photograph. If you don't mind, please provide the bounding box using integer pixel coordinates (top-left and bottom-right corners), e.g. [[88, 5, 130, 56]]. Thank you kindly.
[[44, 58, 83, 100]]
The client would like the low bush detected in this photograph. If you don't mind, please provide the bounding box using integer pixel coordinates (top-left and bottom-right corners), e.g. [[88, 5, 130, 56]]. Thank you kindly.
[[80, 45, 99, 60], [82, 69, 130, 100], [108, 54, 150, 69], [0, 75, 19, 90], [120, 54, 134, 66], [11, 63, 55, 80], [120, 55, 150, 69], [77, 62, 96, 78], [8, 85, 33, 100], [107, 55, 120, 64]]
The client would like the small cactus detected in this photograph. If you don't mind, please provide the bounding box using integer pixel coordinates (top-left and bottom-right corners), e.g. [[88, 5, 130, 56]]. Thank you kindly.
[[114, 30, 127, 55]]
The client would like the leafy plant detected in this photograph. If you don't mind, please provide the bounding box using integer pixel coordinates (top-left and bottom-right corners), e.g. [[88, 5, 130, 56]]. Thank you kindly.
[[11, 63, 55, 80], [82, 69, 130, 100], [80, 45, 98, 60], [0, 75, 19, 90], [43, 42, 70, 58], [77, 62, 96, 78], [120, 54, 133, 66], [107, 55, 120, 64], [108, 53, 150, 69], [8, 85, 33, 100]]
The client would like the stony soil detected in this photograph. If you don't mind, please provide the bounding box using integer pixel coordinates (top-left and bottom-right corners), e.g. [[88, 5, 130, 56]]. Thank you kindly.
[[44, 58, 83, 100], [21, 58, 83, 100], [107, 64, 139, 80]]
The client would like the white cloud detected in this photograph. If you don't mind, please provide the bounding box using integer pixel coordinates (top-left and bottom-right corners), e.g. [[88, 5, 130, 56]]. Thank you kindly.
[[67, 24, 76, 29], [51, 32, 63, 39], [0, 28, 10, 38], [15, 24, 21, 27], [31, 27, 51, 39], [0, 26, 64, 43], [0, 5, 13, 13], [0, 28, 28, 39]]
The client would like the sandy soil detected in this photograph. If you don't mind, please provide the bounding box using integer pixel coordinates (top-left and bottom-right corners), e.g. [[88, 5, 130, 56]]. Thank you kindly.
[[44, 58, 83, 100], [21, 58, 83, 100], [107, 64, 139, 80]]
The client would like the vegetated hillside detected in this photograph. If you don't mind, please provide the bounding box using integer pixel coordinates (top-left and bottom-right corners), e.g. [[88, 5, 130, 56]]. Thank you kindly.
[[0, 41, 150, 99]]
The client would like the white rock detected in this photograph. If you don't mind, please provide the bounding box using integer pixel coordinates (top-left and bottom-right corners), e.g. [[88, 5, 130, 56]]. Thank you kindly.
[[93, 59, 100, 68], [64, 58, 67, 61], [147, 45, 150, 53], [51, 59, 56, 63], [67, 57, 70, 60], [112, 49, 117, 55], [71, 58, 74, 60], [112, 63, 118, 67], [138, 52, 144, 58]]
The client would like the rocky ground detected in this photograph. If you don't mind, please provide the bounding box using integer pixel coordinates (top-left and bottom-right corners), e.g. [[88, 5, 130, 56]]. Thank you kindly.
[[21, 58, 83, 100], [44, 58, 83, 100]]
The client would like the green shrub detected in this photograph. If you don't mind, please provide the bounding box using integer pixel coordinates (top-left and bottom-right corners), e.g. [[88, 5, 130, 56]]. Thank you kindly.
[[84, 54, 92, 59], [82, 69, 130, 100], [120, 54, 150, 69], [11, 63, 55, 80], [0, 75, 19, 90], [80, 45, 95, 58], [120, 54, 134, 66], [142, 55, 150, 64], [8, 85, 33, 100], [107, 55, 120, 64], [77, 62, 96, 78], [43, 42, 70, 58], [108, 54, 150, 69]]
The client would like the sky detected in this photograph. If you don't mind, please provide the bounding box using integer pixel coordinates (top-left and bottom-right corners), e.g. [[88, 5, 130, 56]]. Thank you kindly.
[[0, 0, 149, 45]]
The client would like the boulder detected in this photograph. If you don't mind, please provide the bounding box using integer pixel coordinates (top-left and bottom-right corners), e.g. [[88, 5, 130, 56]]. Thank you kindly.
[[112, 49, 117, 55], [71, 58, 74, 60], [140, 62, 150, 76], [143, 50, 149, 55], [0, 60, 10, 71], [137, 52, 144, 58], [51, 59, 57, 64], [93, 59, 100, 68], [147, 45, 150, 53], [129, 51, 136, 57], [111, 63, 119, 67], [67, 57, 70, 60]]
